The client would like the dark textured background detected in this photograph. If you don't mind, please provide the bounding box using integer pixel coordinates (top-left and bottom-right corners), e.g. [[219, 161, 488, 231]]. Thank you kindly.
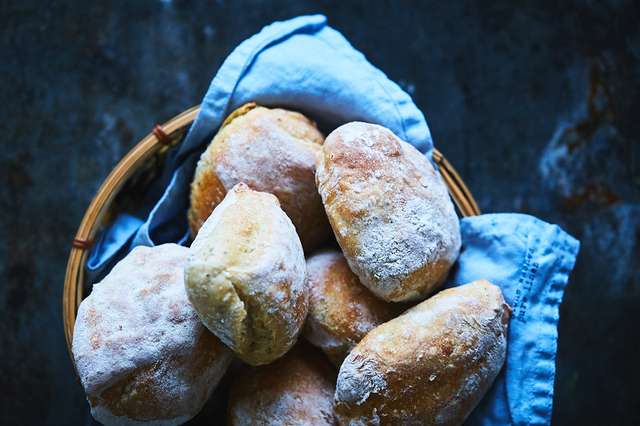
[[2, 1, 639, 425]]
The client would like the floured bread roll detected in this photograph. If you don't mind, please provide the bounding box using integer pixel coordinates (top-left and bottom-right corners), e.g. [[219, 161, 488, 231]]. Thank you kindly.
[[316, 122, 461, 302], [334, 280, 511, 426], [184, 183, 308, 365], [188, 103, 331, 252], [303, 249, 408, 367], [72, 244, 233, 426], [227, 341, 337, 425]]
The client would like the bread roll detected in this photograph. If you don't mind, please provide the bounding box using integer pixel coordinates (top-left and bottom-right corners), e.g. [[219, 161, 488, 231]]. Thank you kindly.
[[303, 249, 408, 367], [316, 122, 461, 302], [188, 103, 331, 252], [334, 280, 511, 426], [72, 244, 233, 426], [227, 341, 337, 425], [184, 183, 308, 365]]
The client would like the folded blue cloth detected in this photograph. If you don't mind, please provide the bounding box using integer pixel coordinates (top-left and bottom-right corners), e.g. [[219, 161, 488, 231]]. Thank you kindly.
[[85, 15, 579, 425]]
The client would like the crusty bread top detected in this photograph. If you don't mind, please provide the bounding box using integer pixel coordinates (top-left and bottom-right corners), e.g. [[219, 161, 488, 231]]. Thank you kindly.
[[228, 342, 337, 426], [303, 249, 408, 366], [188, 104, 328, 251], [334, 280, 511, 426], [73, 244, 205, 397], [184, 183, 308, 365], [316, 122, 461, 302]]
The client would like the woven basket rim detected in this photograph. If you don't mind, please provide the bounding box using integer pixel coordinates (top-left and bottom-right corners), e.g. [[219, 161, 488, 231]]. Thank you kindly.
[[62, 105, 480, 374]]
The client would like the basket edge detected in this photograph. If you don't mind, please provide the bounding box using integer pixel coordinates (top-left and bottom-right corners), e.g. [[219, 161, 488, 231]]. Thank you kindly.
[[62, 106, 200, 367]]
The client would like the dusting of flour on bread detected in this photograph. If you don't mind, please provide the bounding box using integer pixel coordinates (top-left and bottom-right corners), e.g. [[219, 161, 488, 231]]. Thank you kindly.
[[72, 244, 233, 425], [316, 122, 461, 302], [189, 105, 329, 252], [73, 244, 197, 396]]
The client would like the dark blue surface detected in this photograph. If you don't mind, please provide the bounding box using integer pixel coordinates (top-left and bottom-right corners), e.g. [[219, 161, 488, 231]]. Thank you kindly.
[[1, 1, 639, 425]]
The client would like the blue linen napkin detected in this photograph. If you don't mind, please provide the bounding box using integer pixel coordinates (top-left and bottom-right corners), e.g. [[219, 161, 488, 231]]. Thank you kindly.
[[84, 15, 579, 425]]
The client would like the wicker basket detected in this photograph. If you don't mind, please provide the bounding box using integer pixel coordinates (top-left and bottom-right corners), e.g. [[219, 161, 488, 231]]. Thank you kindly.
[[62, 105, 481, 370]]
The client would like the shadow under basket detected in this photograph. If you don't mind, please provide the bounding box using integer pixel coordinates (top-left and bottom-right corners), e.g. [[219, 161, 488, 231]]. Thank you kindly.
[[62, 105, 481, 372]]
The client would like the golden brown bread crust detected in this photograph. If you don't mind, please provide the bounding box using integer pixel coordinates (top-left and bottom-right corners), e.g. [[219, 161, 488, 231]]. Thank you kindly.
[[188, 103, 331, 252], [227, 341, 337, 425], [72, 244, 233, 426], [334, 280, 511, 426], [316, 122, 461, 302], [184, 183, 309, 366], [303, 249, 409, 367]]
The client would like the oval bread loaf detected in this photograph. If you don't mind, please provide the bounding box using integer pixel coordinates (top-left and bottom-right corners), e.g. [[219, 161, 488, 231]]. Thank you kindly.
[[184, 183, 309, 366], [72, 244, 233, 426], [334, 279, 511, 426], [227, 341, 337, 425], [316, 122, 461, 302], [303, 249, 408, 367], [188, 103, 331, 252]]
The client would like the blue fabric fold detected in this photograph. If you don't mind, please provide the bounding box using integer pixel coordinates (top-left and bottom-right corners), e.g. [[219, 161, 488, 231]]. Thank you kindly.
[[176, 14, 433, 162], [85, 213, 143, 286], [84, 15, 580, 425]]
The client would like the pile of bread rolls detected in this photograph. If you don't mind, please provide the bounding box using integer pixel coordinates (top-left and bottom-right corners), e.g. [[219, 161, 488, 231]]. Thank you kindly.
[[72, 103, 511, 426]]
